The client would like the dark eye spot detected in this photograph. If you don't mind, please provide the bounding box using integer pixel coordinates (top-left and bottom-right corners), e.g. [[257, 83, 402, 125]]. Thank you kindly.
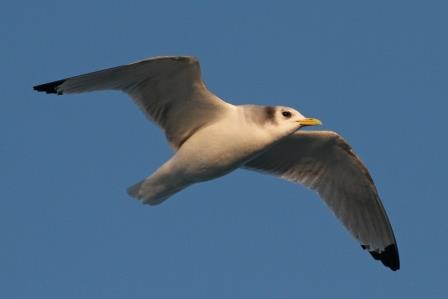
[[264, 106, 276, 123], [282, 111, 292, 118]]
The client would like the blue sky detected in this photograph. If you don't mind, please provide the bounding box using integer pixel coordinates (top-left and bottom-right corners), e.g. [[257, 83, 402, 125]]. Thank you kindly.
[[2, 0, 447, 298]]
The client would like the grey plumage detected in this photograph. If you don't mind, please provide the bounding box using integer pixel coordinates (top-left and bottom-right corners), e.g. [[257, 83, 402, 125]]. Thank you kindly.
[[34, 55, 399, 271]]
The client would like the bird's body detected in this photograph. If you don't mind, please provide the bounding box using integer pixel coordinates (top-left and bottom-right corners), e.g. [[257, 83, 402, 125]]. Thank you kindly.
[[34, 56, 400, 271], [131, 104, 302, 204]]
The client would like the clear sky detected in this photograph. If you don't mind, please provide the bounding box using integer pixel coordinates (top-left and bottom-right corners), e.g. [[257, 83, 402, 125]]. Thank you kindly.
[[2, 0, 447, 298]]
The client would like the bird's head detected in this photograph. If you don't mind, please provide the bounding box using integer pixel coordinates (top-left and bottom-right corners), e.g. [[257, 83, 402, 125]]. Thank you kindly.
[[262, 105, 322, 137]]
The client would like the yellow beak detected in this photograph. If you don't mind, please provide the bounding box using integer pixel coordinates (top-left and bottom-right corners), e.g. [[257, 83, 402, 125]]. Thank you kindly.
[[296, 117, 322, 126]]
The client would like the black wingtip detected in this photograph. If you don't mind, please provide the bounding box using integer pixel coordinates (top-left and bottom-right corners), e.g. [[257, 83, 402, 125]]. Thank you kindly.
[[362, 244, 400, 271], [33, 79, 66, 95]]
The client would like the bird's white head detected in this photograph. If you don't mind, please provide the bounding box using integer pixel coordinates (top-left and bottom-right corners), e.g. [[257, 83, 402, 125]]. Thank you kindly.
[[262, 105, 322, 138]]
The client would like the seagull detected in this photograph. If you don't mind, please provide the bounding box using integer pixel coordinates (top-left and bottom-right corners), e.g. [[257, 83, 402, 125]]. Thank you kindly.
[[34, 56, 399, 271]]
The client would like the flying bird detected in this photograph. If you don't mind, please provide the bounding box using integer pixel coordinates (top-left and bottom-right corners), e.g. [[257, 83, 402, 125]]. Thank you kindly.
[[33, 56, 399, 271]]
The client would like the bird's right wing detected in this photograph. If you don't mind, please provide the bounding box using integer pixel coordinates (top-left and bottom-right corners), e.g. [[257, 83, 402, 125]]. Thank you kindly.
[[33, 56, 230, 149], [244, 130, 399, 271]]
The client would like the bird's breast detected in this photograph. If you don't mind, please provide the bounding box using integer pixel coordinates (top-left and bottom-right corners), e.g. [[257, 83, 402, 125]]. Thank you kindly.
[[171, 121, 272, 182]]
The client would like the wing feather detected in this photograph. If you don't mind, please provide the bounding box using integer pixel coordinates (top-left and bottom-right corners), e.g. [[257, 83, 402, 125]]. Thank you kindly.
[[244, 130, 399, 270], [33, 56, 230, 149]]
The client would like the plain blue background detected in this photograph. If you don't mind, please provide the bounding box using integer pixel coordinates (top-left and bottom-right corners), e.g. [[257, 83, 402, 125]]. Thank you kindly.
[[2, 0, 447, 298]]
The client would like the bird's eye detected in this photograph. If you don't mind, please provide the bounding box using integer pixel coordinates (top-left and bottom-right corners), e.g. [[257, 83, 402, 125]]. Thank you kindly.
[[282, 111, 292, 118]]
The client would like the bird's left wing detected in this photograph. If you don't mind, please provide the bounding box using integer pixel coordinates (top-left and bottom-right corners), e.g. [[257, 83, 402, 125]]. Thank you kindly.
[[243, 130, 399, 271], [33, 56, 230, 149]]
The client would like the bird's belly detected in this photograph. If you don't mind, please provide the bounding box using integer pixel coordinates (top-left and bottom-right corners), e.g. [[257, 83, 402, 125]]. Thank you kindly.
[[172, 125, 270, 182]]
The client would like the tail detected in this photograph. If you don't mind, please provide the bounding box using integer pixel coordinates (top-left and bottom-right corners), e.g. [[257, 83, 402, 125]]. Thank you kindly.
[[127, 178, 188, 206]]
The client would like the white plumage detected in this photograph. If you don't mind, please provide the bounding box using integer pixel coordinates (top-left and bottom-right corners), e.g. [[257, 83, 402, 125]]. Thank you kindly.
[[34, 56, 399, 271]]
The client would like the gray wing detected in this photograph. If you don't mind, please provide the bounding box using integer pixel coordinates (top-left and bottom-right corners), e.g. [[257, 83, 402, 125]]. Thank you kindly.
[[244, 130, 399, 271], [33, 56, 229, 149]]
